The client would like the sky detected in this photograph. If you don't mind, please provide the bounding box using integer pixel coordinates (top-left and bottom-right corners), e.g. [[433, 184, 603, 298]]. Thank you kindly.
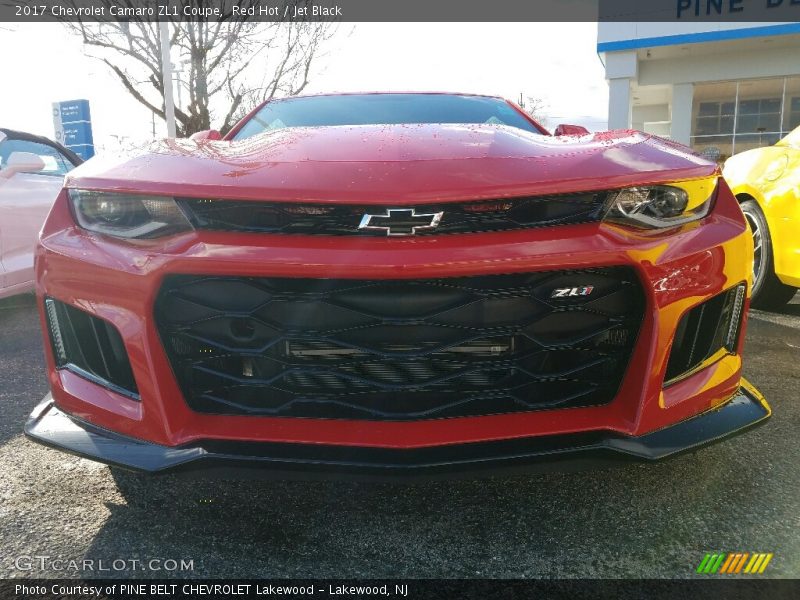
[[0, 22, 609, 152]]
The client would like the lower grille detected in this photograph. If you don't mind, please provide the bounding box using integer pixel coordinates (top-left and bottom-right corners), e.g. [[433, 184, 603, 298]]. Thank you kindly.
[[155, 268, 644, 420]]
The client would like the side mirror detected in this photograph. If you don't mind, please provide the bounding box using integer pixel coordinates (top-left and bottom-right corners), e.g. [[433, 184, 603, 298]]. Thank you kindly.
[[190, 129, 223, 141], [0, 151, 46, 179], [554, 124, 590, 136]]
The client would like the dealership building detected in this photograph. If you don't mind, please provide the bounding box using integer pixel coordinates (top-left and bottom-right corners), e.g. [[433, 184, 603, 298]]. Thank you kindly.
[[598, 23, 800, 161]]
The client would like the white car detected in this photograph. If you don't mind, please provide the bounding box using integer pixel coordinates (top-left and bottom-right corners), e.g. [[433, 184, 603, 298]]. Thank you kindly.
[[0, 128, 81, 299]]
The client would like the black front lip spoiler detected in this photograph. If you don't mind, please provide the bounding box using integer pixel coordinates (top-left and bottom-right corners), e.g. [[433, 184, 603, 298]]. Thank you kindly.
[[24, 382, 770, 480]]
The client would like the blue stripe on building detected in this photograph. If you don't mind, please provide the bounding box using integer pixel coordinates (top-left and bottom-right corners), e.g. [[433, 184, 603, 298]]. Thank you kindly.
[[597, 23, 800, 53]]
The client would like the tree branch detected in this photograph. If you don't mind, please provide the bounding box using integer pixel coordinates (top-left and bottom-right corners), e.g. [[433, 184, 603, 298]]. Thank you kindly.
[[60, 14, 337, 136]]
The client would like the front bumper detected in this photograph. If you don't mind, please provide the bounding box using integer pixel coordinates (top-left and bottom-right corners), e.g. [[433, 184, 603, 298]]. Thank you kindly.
[[25, 382, 770, 479], [32, 179, 760, 459]]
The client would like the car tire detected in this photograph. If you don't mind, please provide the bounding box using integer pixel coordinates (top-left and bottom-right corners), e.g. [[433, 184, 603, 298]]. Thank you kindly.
[[740, 199, 798, 310]]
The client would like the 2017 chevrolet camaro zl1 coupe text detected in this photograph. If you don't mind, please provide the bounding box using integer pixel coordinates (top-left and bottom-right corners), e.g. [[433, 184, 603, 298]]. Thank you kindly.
[[25, 93, 770, 478]]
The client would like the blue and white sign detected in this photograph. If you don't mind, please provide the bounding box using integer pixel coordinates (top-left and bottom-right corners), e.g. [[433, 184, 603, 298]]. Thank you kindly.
[[52, 99, 95, 160]]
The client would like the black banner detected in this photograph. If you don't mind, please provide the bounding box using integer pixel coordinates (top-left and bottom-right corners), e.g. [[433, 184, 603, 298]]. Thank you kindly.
[[2, 0, 800, 23], [2, 580, 800, 600]]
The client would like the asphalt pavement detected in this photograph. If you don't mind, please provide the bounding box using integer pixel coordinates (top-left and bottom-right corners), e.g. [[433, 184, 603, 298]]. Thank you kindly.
[[0, 292, 798, 579]]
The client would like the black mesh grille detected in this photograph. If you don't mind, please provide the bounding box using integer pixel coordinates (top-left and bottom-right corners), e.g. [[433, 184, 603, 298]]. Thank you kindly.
[[179, 193, 609, 237], [155, 268, 644, 420]]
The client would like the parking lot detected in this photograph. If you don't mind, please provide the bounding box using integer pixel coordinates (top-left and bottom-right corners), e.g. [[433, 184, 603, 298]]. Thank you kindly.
[[0, 292, 798, 579]]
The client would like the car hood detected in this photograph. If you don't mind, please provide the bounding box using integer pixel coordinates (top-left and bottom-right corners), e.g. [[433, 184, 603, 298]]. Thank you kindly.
[[67, 124, 718, 204]]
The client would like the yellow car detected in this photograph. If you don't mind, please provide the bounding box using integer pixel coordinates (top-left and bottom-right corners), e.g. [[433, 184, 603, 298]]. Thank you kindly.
[[723, 127, 800, 309]]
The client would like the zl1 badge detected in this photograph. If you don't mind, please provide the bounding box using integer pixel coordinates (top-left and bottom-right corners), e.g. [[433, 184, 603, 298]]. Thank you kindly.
[[550, 286, 594, 298]]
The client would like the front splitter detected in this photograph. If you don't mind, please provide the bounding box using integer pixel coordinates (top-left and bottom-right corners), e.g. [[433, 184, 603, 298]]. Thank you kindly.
[[24, 382, 770, 480]]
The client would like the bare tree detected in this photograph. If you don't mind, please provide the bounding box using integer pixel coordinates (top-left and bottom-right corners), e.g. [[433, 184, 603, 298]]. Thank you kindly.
[[518, 94, 548, 126], [61, 1, 336, 136]]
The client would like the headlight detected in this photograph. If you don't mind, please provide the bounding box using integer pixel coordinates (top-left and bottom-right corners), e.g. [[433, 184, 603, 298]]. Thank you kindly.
[[69, 190, 193, 239], [604, 177, 718, 228]]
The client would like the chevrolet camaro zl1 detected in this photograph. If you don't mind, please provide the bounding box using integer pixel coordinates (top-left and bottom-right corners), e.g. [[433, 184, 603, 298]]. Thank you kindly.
[[25, 92, 769, 478]]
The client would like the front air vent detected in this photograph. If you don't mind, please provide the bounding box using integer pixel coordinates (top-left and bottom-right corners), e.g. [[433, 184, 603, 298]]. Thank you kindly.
[[664, 284, 746, 384], [44, 298, 139, 399]]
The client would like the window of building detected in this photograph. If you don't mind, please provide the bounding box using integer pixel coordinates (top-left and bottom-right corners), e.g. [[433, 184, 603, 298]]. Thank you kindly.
[[784, 77, 800, 132], [690, 81, 736, 161], [691, 76, 800, 161]]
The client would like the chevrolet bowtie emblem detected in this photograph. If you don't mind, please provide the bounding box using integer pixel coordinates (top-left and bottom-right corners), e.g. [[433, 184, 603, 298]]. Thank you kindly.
[[358, 208, 444, 236]]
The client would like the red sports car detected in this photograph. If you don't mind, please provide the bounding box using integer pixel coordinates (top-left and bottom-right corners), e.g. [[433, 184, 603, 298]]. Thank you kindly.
[[26, 92, 769, 478]]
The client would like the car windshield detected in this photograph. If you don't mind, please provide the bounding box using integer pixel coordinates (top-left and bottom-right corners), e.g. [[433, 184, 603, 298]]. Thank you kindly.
[[232, 93, 542, 139], [0, 137, 77, 176]]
